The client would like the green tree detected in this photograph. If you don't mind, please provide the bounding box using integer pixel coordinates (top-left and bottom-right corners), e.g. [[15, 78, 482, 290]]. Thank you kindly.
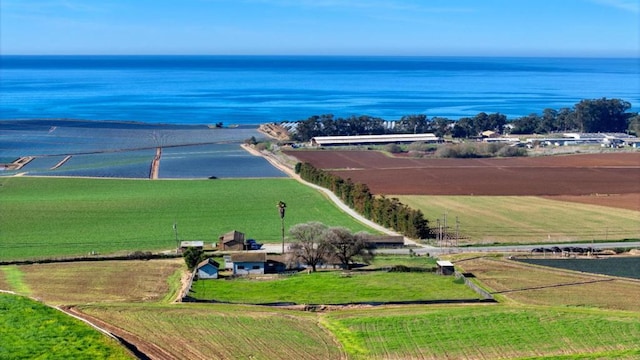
[[628, 114, 640, 136], [183, 247, 205, 270], [511, 114, 541, 134], [574, 98, 631, 132], [452, 117, 475, 138], [397, 114, 429, 133]]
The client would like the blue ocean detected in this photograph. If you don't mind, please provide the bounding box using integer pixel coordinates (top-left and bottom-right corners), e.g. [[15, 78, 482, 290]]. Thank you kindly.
[[1, 56, 638, 125]]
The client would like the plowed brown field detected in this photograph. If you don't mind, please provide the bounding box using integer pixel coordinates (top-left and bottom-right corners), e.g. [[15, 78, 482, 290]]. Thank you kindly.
[[284, 151, 640, 211]]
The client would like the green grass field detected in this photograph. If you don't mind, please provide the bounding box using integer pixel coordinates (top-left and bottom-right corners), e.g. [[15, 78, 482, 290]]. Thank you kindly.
[[189, 271, 479, 304], [396, 195, 640, 244], [0, 293, 133, 359], [323, 305, 640, 360], [0, 177, 375, 260], [3, 258, 640, 359]]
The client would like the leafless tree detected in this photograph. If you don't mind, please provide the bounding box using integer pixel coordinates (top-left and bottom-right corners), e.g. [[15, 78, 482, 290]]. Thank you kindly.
[[325, 227, 374, 270], [288, 222, 331, 272]]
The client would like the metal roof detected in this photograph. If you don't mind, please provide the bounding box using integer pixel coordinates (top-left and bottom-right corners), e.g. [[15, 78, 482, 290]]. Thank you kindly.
[[311, 133, 439, 146], [180, 241, 204, 247], [436, 260, 454, 267], [231, 252, 267, 263]]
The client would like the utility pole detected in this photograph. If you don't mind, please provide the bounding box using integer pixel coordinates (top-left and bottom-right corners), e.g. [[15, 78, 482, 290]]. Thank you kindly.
[[455, 216, 460, 249], [277, 201, 286, 254], [443, 212, 448, 248], [173, 220, 179, 253]]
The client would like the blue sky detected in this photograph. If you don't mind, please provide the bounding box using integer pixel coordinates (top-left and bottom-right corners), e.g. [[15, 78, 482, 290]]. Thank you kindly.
[[1, 0, 638, 56]]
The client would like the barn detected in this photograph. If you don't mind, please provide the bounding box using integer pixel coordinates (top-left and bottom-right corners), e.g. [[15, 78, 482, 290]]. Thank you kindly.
[[219, 230, 245, 251]]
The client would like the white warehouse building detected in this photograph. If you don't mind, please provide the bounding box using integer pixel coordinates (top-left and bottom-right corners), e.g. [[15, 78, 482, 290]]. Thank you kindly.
[[310, 133, 441, 146]]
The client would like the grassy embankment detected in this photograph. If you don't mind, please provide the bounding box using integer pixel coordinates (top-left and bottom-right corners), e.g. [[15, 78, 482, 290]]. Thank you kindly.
[[0, 177, 375, 261], [397, 195, 640, 244], [0, 293, 133, 359]]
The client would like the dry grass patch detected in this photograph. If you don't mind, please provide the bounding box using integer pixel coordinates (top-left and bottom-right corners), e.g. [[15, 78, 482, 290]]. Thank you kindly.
[[397, 195, 640, 244], [453, 256, 640, 311], [0, 270, 10, 291], [79, 303, 345, 360], [18, 259, 185, 305]]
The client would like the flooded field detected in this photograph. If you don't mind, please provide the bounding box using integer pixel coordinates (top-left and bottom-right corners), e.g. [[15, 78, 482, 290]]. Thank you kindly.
[[1, 120, 286, 179]]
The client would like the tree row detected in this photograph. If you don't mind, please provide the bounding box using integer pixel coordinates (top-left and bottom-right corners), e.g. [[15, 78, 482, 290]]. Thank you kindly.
[[286, 98, 637, 142], [295, 162, 431, 240]]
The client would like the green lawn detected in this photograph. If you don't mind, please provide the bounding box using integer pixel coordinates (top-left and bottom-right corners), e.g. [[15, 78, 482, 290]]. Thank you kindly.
[[0, 293, 132, 359], [190, 271, 480, 304], [397, 195, 640, 244], [0, 177, 375, 260]]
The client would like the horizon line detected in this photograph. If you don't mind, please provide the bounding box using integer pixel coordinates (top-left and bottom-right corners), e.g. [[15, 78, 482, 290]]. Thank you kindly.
[[2, 53, 639, 59]]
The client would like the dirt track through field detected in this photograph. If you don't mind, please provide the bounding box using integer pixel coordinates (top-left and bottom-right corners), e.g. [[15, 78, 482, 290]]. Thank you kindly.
[[60, 306, 174, 360], [149, 147, 161, 179]]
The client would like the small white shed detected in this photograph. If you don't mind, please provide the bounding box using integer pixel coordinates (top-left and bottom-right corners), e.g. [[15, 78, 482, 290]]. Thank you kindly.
[[436, 260, 455, 275]]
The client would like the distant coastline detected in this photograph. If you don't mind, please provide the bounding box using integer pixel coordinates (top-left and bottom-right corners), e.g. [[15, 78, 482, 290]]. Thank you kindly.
[[0, 118, 258, 130], [1, 56, 638, 126]]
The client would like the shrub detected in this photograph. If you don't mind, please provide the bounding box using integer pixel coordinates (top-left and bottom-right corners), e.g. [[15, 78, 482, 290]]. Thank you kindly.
[[183, 247, 205, 270], [384, 143, 403, 154]]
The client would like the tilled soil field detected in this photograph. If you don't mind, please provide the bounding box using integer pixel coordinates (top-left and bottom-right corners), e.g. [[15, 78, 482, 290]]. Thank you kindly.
[[284, 150, 640, 210]]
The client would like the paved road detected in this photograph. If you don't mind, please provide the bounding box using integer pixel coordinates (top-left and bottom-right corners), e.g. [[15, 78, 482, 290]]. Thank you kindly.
[[376, 241, 640, 256], [264, 241, 640, 255]]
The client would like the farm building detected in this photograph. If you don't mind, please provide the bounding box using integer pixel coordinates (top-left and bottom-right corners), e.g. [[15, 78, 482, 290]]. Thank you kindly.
[[363, 235, 405, 249], [481, 130, 498, 138], [436, 260, 455, 275], [219, 230, 245, 251], [231, 252, 267, 275], [310, 133, 440, 146], [223, 255, 233, 270], [265, 255, 287, 274], [179, 241, 204, 253], [196, 258, 220, 279]]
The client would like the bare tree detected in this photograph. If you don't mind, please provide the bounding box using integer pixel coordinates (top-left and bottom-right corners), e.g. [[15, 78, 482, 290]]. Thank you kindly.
[[288, 222, 331, 272], [325, 227, 374, 270]]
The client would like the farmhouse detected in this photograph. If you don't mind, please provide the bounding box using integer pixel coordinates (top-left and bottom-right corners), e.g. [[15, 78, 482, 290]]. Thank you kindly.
[[436, 260, 455, 275], [310, 133, 440, 146], [219, 230, 245, 251], [231, 252, 267, 275], [196, 258, 220, 279]]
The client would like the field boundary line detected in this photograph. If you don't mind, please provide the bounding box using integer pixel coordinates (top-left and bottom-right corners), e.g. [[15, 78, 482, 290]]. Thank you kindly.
[[492, 278, 615, 294]]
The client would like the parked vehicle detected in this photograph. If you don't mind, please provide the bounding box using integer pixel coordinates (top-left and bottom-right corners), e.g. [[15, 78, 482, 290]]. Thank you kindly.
[[245, 239, 263, 250]]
